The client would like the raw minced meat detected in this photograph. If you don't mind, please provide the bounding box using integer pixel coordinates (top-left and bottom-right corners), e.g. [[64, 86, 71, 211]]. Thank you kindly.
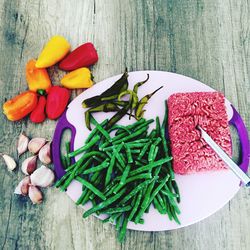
[[167, 92, 232, 174]]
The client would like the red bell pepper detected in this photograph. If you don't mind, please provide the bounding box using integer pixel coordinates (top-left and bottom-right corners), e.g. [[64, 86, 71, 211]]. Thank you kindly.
[[30, 95, 47, 123], [59, 42, 98, 71], [46, 86, 70, 120]]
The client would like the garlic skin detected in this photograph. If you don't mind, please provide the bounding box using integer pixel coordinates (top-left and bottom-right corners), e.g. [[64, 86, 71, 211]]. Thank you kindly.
[[28, 186, 43, 204], [38, 142, 52, 164], [14, 176, 31, 196], [17, 132, 29, 157], [1, 154, 17, 171], [21, 155, 37, 175], [28, 138, 46, 154], [30, 165, 55, 187]]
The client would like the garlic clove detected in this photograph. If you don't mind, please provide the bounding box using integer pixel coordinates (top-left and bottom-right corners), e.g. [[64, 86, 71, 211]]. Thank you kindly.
[[21, 155, 37, 175], [30, 165, 55, 188], [21, 176, 31, 195], [28, 138, 46, 154], [28, 185, 43, 204], [38, 142, 52, 164], [1, 154, 17, 171], [14, 176, 31, 196], [17, 132, 29, 157]]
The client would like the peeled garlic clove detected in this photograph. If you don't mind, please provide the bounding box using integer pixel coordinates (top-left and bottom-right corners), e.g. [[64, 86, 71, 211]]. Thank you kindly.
[[30, 165, 55, 187], [28, 186, 43, 204], [17, 132, 29, 157], [28, 138, 46, 154], [14, 176, 31, 196], [21, 155, 37, 175], [1, 154, 17, 171], [38, 142, 52, 164]]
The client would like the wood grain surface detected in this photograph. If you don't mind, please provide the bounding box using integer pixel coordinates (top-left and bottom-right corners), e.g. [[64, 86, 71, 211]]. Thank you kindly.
[[0, 0, 249, 249]]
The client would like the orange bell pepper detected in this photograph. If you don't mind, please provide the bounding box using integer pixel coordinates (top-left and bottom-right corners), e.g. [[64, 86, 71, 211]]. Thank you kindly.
[[26, 59, 51, 93], [3, 91, 38, 121]]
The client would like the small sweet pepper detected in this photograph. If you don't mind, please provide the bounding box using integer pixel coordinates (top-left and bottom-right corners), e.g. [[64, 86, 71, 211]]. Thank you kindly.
[[30, 95, 47, 123], [59, 42, 98, 70], [26, 59, 51, 93], [3, 91, 38, 121], [36, 35, 71, 68], [60, 67, 93, 89], [46, 86, 70, 120]]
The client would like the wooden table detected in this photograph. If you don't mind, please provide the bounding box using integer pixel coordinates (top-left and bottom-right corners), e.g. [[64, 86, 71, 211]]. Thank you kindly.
[[0, 1, 249, 249]]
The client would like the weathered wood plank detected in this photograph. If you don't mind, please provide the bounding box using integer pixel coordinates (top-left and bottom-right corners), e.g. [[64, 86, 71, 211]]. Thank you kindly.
[[0, 0, 249, 250]]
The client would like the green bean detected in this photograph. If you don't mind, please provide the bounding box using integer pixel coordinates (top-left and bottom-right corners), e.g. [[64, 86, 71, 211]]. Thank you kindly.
[[126, 143, 146, 149], [133, 119, 154, 132], [156, 116, 161, 136], [138, 141, 151, 160], [76, 176, 106, 200], [68, 135, 100, 157], [134, 176, 169, 223], [101, 205, 132, 215], [82, 160, 109, 174], [118, 216, 129, 242], [85, 119, 108, 143], [125, 173, 152, 184], [65, 162, 78, 172], [124, 144, 133, 163], [172, 180, 181, 203], [156, 193, 167, 213], [60, 171, 75, 191], [160, 186, 179, 199], [108, 124, 131, 135], [115, 214, 123, 231], [162, 103, 168, 131], [105, 154, 116, 186], [83, 188, 127, 218], [129, 158, 172, 176], [55, 171, 71, 188], [128, 190, 143, 221], [65, 141, 71, 166], [75, 158, 93, 175], [119, 178, 157, 204], [148, 144, 156, 162], [170, 205, 181, 224], [130, 149, 140, 154], [102, 214, 119, 224], [113, 165, 131, 194], [152, 146, 159, 161], [113, 145, 125, 168], [153, 197, 164, 214], [76, 189, 88, 205], [112, 126, 148, 145], [61, 155, 68, 169], [165, 203, 173, 221]]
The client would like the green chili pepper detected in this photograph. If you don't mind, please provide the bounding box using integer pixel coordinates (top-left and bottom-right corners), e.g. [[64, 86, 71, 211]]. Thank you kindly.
[[135, 86, 163, 119], [133, 74, 149, 94], [82, 69, 129, 108]]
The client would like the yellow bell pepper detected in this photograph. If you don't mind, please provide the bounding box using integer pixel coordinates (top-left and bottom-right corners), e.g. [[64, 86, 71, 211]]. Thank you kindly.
[[26, 59, 52, 92], [60, 67, 93, 89], [36, 35, 70, 68]]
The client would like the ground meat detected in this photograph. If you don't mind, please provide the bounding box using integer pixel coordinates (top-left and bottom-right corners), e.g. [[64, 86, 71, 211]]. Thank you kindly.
[[167, 92, 232, 175]]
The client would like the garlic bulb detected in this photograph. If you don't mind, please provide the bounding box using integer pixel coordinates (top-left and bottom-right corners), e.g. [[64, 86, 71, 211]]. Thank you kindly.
[[28, 186, 43, 204], [30, 165, 55, 187], [28, 138, 46, 154], [1, 154, 17, 171], [14, 176, 31, 196], [38, 142, 52, 164], [21, 155, 37, 175], [17, 132, 29, 157]]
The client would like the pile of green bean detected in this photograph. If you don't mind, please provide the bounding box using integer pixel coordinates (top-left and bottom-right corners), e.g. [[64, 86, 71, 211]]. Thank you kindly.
[[56, 107, 180, 242]]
